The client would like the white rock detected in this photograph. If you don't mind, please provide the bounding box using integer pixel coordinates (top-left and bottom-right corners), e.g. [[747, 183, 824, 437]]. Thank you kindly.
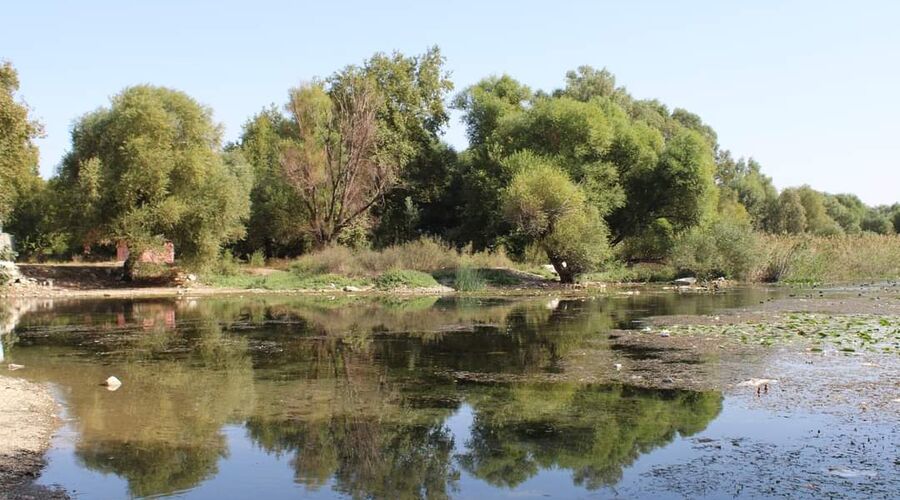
[[343, 285, 362, 292], [104, 376, 122, 391], [614, 363, 623, 371], [8, 363, 24, 371], [674, 277, 697, 286]]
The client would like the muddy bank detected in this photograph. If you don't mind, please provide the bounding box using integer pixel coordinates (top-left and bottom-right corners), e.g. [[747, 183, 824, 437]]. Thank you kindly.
[[0, 375, 65, 498]]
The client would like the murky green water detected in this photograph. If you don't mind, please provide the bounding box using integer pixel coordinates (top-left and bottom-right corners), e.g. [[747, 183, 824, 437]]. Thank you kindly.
[[2, 289, 895, 498]]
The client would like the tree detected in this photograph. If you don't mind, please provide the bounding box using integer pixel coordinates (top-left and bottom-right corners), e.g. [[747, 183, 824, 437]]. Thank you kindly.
[[238, 48, 454, 253], [235, 108, 309, 258], [609, 129, 717, 244], [772, 189, 807, 234], [280, 78, 395, 248], [56, 85, 252, 276], [796, 186, 841, 235], [453, 75, 531, 147], [0, 61, 42, 226], [715, 153, 778, 230], [502, 153, 608, 283], [860, 210, 894, 234]]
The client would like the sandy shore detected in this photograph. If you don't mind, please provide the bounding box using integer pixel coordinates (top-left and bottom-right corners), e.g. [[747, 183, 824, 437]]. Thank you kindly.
[[0, 375, 63, 498]]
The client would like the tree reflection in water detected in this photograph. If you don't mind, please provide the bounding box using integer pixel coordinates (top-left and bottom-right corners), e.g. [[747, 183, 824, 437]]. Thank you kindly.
[[3, 294, 732, 497]]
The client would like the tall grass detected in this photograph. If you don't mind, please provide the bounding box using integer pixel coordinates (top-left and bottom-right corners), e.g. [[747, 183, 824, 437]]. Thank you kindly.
[[290, 237, 515, 278], [752, 234, 900, 283], [454, 265, 486, 291]]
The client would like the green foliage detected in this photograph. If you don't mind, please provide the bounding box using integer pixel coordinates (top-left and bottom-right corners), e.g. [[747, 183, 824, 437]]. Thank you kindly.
[[0, 61, 43, 225], [796, 186, 842, 235], [583, 261, 677, 283], [620, 218, 676, 262], [373, 269, 439, 290], [247, 250, 266, 267], [503, 154, 609, 282], [715, 153, 778, 230], [233, 108, 309, 258], [771, 189, 808, 234], [54, 85, 252, 267], [860, 211, 894, 234], [671, 219, 761, 280]]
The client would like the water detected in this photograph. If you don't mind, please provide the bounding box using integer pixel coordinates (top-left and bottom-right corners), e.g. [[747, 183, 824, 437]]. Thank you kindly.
[[3, 288, 892, 498]]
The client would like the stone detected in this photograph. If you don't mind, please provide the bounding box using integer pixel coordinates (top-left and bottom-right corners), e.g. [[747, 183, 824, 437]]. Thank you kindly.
[[343, 285, 362, 292], [104, 376, 122, 391], [673, 277, 697, 286], [8, 364, 24, 371]]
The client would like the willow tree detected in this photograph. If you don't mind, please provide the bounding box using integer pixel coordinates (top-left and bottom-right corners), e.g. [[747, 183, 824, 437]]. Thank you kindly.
[[281, 77, 399, 248], [56, 85, 252, 276], [503, 153, 608, 283]]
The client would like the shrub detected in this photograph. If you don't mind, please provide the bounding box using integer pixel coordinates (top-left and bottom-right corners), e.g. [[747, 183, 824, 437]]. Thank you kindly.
[[671, 220, 761, 280], [620, 218, 676, 262], [248, 250, 266, 267]]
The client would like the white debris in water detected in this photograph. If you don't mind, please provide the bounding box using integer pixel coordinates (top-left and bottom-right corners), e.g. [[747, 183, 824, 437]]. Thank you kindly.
[[826, 467, 877, 479], [737, 378, 777, 387], [104, 376, 122, 391]]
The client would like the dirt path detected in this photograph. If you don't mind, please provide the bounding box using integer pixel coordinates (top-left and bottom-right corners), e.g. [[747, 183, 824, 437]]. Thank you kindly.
[[0, 375, 64, 498]]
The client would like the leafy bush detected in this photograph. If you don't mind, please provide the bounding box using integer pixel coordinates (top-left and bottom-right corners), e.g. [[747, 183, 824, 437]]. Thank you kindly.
[[671, 220, 761, 279], [247, 250, 266, 267], [374, 269, 439, 290], [620, 218, 676, 262]]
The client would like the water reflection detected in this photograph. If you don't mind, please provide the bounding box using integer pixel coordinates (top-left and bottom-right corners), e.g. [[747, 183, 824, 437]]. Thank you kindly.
[[0, 290, 770, 498]]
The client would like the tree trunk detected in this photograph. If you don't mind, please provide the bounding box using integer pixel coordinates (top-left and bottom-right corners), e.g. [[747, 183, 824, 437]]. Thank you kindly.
[[546, 251, 575, 284], [122, 256, 136, 282]]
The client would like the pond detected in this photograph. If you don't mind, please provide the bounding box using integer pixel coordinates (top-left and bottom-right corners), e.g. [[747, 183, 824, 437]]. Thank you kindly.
[[2, 288, 896, 498]]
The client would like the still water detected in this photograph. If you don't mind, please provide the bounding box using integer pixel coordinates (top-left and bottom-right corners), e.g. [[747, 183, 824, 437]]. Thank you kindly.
[[2, 288, 839, 499]]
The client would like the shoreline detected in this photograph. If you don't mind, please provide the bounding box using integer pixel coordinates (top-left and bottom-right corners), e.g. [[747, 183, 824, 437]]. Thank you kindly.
[[0, 375, 63, 498]]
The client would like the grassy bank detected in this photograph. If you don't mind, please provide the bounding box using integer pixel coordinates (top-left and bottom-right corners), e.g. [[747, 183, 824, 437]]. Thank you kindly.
[[206, 238, 549, 292]]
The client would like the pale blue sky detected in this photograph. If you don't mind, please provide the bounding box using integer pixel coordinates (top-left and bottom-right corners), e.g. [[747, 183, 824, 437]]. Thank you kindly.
[[3, 0, 898, 204]]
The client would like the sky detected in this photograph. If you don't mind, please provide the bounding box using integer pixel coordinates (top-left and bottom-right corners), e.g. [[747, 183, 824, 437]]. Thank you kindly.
[[3, 0, 898, 205]]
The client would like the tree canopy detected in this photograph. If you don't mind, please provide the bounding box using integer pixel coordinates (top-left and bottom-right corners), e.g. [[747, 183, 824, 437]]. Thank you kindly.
[[0, 61, 42, 225], [55, 85, 252, 269]]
